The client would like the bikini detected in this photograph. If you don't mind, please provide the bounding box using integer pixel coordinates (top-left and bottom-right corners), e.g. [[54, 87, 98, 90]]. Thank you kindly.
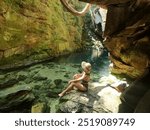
[[81, 73, 90, 89]]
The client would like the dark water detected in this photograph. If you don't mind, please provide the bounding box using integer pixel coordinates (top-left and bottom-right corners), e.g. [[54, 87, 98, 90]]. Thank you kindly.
[[54, 48, 110, 78]]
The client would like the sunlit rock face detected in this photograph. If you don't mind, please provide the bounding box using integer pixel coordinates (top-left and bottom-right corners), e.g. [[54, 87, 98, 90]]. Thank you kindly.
[[0, 0, 83, 68], [104, 0, 150, 78]]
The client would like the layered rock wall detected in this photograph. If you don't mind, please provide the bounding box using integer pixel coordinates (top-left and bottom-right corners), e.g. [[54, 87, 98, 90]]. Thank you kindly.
[[0, 0, 83, 68], [104, 1, 150, 78]]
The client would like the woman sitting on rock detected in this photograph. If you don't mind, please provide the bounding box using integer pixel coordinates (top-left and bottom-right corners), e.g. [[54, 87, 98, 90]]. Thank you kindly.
[[58, 61, 92, 97]]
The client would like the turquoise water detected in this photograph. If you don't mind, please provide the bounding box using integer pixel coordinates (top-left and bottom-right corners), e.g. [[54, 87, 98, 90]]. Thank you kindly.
[[54, 48, 110, 78]]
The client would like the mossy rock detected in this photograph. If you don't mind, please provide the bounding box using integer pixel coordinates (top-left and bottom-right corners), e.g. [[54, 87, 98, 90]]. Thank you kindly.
[[31, 102, 47, 113], [0, 0, 83, 68]]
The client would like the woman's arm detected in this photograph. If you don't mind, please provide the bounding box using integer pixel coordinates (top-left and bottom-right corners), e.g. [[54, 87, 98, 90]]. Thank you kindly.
[[69, 72, 85, 83]]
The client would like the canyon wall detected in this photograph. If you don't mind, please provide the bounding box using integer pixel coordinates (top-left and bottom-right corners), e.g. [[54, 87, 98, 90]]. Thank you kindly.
[[0, 0, 83, 68], [104, 1, 150, 78]]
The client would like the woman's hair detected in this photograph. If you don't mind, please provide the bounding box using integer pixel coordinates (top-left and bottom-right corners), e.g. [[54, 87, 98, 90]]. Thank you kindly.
[[81, 62, 91, 75]]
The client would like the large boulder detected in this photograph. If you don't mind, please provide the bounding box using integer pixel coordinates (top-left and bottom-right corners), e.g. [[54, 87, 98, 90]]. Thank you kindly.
[[59, 82, 121, 113]]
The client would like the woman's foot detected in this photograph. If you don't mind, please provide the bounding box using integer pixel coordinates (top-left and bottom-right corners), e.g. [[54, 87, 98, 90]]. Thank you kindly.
[[58, 92, 65, 97]]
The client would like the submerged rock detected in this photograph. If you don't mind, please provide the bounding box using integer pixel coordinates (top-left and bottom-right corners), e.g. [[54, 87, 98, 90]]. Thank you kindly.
[[54, 79, 62, 86], [31, 102, 47, 113], [0, 85, 35, 112], [48, 99, 60, 113], [0, 78, 18, 89], [33, 74, 48, 81]]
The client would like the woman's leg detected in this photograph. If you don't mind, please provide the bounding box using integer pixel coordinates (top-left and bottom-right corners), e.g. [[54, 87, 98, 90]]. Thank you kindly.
[[58, 82, 75, 97], [74, 82, 87, 91], [58, 82, 87, 97]]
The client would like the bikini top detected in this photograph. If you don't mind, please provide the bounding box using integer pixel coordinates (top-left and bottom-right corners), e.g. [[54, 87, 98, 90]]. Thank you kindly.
[[82, 72, 90, 82]]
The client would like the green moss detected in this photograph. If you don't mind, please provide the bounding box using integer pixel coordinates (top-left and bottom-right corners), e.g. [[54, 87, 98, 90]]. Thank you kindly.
[[0, 0, 83, 67]]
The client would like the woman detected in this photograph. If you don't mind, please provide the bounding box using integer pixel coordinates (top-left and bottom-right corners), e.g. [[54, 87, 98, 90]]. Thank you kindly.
[[58, 61, 92, 97]]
